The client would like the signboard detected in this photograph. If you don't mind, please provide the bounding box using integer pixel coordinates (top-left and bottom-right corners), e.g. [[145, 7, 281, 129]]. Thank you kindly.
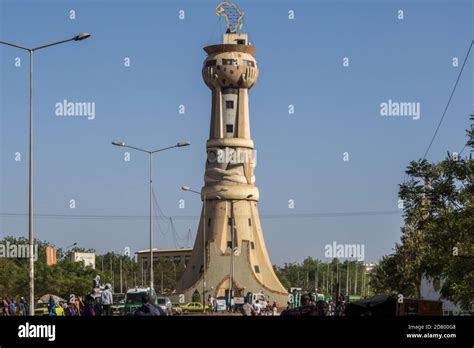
[[71, 252, 96, 269], [216, 299, 227, 311], [234, 297, 244, 304], [45, 246, 57, 266]]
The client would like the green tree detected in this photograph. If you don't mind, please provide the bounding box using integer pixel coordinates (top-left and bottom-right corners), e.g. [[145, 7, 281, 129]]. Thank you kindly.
[[371, 122, 474, 310]]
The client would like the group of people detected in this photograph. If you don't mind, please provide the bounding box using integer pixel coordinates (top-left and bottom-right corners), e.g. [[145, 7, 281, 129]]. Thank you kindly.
[[280, 292, 347, 316], [0, 296, 29, 316], [44, 275, 115, 317], [207, 294, 278, 316], [206, 295, 239, 313], [47, 295, 83, 316], [1, 275, 115, 317], [207, 295, 220, 312], [241, 299, 278, 316]]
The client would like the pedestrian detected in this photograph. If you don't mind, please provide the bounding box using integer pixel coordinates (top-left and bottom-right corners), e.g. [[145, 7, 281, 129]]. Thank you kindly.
[[212, 297, 217, 312], [17, 298, 25, 316], [83, 294, 96, 316], [135, 294, 164, 316], [207, 295, 212, 313], [55, 301, 65, 316], [272, 301, 277, 316], [253, 300, 261, 316], [74, 297, 82, 316], [93, 275, 101, 290], [101, 283, 113, 316], [265, 302, 272, 316], [2, 297, 10, 316], [230, 297, 235, 313], [22, 297, 29, 316], [241, 299, 255, 316], [65, 299, 76, 316], [47, 296, 56, 316], [0, 299, 6, 316]]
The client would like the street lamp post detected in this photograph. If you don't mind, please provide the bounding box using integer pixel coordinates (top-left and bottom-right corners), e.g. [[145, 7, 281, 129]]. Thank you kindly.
[[112, 140, 190, 292], [229, 194, 253, 306], [181, 185, 228, 310], [0, 33, 91, 315]]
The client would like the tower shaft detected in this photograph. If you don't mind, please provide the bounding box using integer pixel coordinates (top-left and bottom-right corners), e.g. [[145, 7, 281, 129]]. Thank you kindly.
[[176, 32, 288, 306]]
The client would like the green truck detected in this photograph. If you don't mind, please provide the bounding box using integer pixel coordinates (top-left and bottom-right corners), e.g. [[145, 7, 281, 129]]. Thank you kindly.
[[121, 287, 157, 316]]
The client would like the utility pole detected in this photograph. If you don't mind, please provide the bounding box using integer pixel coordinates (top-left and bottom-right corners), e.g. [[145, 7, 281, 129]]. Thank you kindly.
[[362, 265, 366, 296], [161, 270, 164, 294], [330, 266, 333, 294], [315, 267, 318, 291], [346, 262, 350, 295], [110, 255, 114, 292], [354, 262, 358, 295], [322, 272, 325, 293], [120, 258, 123, 294], [326, 263, 330, 293]]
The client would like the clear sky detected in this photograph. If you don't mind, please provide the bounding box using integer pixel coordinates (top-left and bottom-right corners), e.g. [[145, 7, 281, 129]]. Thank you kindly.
[[0, 0, 472, 265]]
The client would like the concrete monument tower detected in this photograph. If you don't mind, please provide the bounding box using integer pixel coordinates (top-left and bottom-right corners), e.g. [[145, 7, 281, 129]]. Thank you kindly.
[[176, 2, 288, 306]]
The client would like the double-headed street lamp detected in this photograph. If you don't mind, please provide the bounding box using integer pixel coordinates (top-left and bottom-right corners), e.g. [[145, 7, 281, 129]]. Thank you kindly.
[[181, 185, 228, 309], [0, 32, 91, 315], [112, 140, 191, 292]]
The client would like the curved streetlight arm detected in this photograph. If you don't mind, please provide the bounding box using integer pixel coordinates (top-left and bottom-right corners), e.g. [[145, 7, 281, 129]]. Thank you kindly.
[[0, 40, 30, 51], [33, 37, 76, 51], [122, 144, 151, 154], [182, 186, 228, 197], [151, 144, 179, 153], [1, 33, 90, 52], [115, 142, 190, 154], [182, 188, 201, 195]]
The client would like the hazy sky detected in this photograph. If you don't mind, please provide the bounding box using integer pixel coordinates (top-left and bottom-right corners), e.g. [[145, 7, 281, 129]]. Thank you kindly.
[[1, 0, 472, 265]]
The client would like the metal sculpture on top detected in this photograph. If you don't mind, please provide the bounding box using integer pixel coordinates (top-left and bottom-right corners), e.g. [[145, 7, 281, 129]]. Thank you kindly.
[[216, 1, 245, 33]]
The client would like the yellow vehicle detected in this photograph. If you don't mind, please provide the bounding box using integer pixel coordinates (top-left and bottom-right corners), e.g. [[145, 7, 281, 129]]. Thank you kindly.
[[34, 303, 49, 316], [179, 302, 205, 313]]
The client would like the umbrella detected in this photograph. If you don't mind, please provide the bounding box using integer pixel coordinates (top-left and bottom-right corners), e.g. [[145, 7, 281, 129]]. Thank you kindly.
[[37, 294, 65, 304]]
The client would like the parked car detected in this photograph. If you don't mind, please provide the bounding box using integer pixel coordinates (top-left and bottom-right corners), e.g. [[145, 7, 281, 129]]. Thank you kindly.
[[156, 296, 172, 315], [179, 302, 205, 313], [34, 303, 49, 316], [111, 293, 126, 316]]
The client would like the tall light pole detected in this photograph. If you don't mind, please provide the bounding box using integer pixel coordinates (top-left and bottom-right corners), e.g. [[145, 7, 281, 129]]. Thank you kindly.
[[181, 185, 228, 309], [112, 140, 190, 292], [0, 33, 91, 315], [229, 194, 253, 305]]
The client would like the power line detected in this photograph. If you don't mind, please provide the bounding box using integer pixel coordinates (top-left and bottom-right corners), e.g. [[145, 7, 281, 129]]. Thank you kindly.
[[422, 40, 473, 160], [0, 209, 402, 220]]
